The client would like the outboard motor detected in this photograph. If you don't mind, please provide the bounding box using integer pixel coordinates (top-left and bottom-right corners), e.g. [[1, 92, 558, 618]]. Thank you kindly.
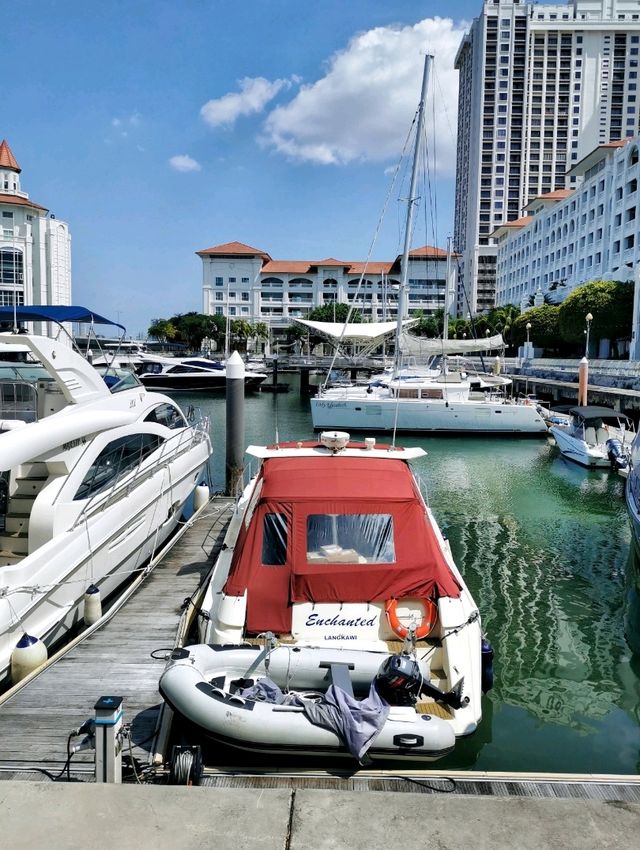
[[606, 438, 630, 470], [375, 653, 423, 706], [481, 638, 494, 694]]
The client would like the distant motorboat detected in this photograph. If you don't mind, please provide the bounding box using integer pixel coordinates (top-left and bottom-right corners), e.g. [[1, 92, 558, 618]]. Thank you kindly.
[[133, 354, 267, 392]]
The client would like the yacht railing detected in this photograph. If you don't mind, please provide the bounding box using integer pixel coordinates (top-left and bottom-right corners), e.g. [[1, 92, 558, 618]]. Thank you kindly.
[[0, 380, 38, 423], [68, 414, 211, 530]]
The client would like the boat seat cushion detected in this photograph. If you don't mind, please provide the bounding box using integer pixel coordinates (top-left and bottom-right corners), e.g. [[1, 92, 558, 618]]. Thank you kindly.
[[584, 426, 596, 445], [595, 427, 608, 444]]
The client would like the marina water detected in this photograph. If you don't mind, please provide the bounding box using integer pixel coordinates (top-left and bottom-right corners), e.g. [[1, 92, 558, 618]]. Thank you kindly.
[[179, 375, 640, 774]]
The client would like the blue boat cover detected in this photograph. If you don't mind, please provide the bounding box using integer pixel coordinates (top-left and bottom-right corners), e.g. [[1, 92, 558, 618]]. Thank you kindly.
[[0, 305, 125, 331]]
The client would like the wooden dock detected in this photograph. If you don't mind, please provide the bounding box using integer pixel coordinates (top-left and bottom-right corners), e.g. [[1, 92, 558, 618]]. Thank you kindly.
[[0, 498, 233, 781]]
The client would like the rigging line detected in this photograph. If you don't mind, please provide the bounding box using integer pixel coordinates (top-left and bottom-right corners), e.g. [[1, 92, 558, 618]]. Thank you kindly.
[[432, 63, 457, 149], [320, 112, 418, 392]]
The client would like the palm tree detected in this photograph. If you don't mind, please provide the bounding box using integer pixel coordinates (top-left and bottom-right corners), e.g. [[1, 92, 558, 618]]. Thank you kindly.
[[230, 319, 254, 353]]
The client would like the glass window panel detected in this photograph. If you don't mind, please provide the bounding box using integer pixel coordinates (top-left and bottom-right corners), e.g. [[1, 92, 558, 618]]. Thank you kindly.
[[306, 513, 395, 564], [262, 513, 288, 565]]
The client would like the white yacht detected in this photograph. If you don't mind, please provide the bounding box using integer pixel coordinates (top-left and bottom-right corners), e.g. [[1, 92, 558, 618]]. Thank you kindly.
[[549, 406, 633, 469], [0, 314, 212, 683]]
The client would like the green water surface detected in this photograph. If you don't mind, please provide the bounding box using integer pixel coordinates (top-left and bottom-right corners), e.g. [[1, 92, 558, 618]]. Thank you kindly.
[[177, 374, 640, 774]]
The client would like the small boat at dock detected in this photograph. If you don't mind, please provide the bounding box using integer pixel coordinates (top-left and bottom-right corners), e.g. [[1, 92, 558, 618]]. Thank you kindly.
[[159, 429, 491, 763], [549, 405, 633, 469]]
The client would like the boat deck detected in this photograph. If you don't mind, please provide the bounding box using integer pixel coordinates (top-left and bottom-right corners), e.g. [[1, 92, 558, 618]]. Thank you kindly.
[[0, 498, 234, 781]]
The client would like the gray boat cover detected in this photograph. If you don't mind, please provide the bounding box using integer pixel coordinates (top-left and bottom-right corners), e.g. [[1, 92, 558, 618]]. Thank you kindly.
[[238, 678, 389, 761]]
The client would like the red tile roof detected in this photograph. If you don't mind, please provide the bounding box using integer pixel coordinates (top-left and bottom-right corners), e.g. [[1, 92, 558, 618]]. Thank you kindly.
[[408, 245, 449, 259], [196, 240, 271, 260], [346, 262, 394, 275], [313, 257, 349, 267], [0, 193, 47, 211], [0, 140, 21, 173], [262, 260, 313, 274], [533, 189, 574, 201]]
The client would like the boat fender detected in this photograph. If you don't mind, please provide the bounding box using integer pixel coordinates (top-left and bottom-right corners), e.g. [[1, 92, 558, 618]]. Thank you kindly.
[[193, 484, 210, 511], [83, 584, 102, 626], [481, 638, 494, 694], [10, 632, 48, 684], [385, 598, 437, 640]]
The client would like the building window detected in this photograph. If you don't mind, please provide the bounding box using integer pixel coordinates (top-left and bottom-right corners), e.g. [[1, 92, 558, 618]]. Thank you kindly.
[[241, 292, 250, 301], [242, 277, 250, 283], [215, 276, 223, 285]]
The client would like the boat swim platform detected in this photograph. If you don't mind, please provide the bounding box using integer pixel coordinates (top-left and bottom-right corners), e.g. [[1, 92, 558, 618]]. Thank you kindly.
[[0, 497, 234, 781]]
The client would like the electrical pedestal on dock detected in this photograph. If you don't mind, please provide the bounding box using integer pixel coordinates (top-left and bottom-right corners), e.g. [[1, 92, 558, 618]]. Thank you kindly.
[[94, 695, 123, 783]]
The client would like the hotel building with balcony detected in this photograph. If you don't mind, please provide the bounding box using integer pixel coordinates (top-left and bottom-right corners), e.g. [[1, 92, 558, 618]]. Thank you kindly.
[[197, 241, 454, 339], [493, 135, 639, 311], [454, 0, 640, 318], [0, 139, 71, 313]]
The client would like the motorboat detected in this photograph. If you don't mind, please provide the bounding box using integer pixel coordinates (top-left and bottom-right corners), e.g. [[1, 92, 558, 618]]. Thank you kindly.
[[159, 428, 492, 763], [0, 307, 212, 683], [133, 354, 267, 392], [549, 405, 633, 469]]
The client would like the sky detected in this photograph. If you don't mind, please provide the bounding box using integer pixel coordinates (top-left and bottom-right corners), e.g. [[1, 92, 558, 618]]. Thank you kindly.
[[4, 0, 485, 336]]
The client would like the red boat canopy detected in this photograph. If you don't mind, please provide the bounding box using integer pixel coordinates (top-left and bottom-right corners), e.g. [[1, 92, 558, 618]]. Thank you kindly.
[[224, 455, 461, 634]]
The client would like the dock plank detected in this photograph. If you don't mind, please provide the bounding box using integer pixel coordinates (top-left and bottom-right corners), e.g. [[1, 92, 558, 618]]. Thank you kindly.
[[0, 498, 233, 778]]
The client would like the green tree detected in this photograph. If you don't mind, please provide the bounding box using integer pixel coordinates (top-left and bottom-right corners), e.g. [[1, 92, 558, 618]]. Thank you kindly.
[[307, 303, 362, 323], [147, 318, 177, 342], [558, 279, 634, 344], [512, 305, 561, 349], [170, 312, 221, 351], [230, 319, 254, 352]]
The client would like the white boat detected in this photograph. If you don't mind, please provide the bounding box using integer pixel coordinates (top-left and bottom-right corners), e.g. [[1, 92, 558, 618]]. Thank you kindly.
[[308, 57, 545, 436], [311, 373, 547, 434], [625, 430, 640, 552], [549, 405, 633, 469], [0, 310, 212, 683], [159, 427, 491, 763], [133, 354, 267, 392]]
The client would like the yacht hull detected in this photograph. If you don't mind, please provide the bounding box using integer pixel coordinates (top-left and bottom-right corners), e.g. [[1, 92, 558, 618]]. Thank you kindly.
[[138, 374, 266, 392], [310, 396, 547, 434]]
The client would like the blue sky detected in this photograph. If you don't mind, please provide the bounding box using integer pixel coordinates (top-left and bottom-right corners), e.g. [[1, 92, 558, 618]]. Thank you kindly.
[[4, 0, 483, 336]]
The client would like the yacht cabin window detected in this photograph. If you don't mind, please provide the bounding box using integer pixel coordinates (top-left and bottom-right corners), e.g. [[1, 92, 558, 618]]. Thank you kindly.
[[144, 403, 186, 430], [74, 433, 164, 500], [306, 513, 395, 564]]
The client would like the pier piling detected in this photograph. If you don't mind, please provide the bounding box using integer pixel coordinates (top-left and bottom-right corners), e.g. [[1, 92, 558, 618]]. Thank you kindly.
[[225, 351, 245, 497]]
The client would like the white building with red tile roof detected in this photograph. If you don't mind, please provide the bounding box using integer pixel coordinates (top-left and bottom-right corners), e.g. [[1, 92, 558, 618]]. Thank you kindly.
[[196, 242, 455, 335], [0, 140, 71, 313], [492, 136, 640, 308]]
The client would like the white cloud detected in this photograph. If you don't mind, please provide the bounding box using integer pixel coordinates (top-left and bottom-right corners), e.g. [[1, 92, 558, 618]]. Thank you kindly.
[[260, 18, 464, 172], [169, 154, 201, 173], [200, 76, 297, 127]]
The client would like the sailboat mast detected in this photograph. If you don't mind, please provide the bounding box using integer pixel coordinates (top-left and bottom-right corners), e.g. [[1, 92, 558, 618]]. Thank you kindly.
[[395, 54, 432, 372]]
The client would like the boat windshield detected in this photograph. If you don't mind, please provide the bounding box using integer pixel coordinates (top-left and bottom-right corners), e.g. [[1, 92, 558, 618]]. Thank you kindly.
[[306, 513, 395, 564], [95, 367, 143, 393]]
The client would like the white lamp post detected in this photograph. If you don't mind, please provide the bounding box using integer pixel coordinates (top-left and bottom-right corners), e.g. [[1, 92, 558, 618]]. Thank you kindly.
[[584, 312, 593, 357]]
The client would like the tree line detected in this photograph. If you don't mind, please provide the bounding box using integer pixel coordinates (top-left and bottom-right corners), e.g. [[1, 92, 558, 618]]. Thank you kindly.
[[148, 279, 634, 356]]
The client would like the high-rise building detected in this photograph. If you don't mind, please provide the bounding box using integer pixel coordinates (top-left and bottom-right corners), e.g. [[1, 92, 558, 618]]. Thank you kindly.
[[0, 139, 71, 313], [453, 0, 640, 316]]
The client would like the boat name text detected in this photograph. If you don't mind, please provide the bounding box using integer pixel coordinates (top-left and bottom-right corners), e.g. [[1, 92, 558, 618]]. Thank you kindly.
[[305, 613, 377, 628]]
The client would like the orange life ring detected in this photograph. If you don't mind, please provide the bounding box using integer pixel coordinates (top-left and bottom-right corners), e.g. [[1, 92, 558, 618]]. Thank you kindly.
[[385, 597, 438, 640]]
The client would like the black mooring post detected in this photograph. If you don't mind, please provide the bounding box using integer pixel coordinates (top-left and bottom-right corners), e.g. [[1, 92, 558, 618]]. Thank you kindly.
[[225, 351, 245, 497]]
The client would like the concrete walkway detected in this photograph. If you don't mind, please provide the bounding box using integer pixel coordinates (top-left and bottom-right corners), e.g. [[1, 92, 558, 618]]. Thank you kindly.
[[0, 782, 638, 850]]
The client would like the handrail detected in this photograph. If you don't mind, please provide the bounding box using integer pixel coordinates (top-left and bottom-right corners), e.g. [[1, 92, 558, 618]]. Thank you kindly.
[[0, 379, 39, 423]]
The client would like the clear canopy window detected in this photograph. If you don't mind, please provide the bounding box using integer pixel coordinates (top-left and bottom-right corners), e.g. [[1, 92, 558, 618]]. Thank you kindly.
[[262, 512, 288, 565], [306, 513, 395, 564]]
